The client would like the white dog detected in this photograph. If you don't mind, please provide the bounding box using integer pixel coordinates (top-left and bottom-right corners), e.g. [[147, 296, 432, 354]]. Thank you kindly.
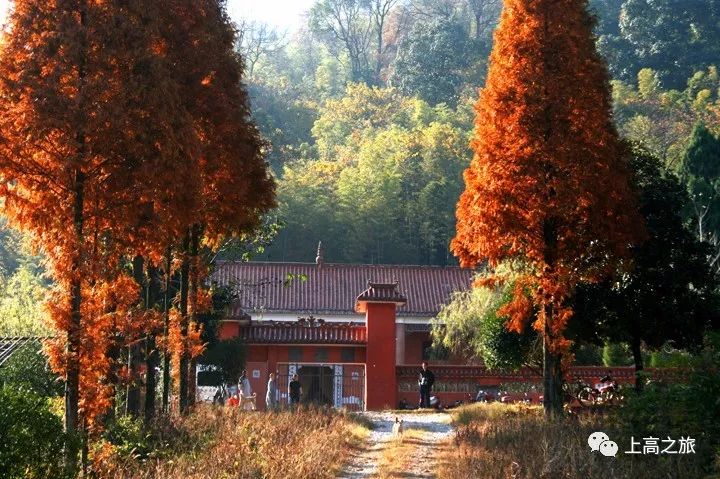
[[392, 417, 405, 441]]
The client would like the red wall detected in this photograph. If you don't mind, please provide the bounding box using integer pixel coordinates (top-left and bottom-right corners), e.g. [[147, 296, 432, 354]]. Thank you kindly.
[[218, 321, 240, 341], [404, 331, 427, 364], [364, 302, 397, 410]]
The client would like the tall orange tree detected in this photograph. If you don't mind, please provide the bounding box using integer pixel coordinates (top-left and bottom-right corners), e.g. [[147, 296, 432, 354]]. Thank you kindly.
[[452, 0, 644, 416], [155, 0, 275, 413], [0, 0, 198, 452]]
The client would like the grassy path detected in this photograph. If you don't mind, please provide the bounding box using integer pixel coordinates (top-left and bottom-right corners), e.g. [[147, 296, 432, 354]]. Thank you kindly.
[[337, 411, 453, 479]]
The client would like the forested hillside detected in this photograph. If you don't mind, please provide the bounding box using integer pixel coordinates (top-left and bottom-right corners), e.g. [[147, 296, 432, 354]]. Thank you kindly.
[[242, 0, 720, 265]]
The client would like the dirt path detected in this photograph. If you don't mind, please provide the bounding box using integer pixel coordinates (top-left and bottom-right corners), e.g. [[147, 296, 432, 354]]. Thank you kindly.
[[338, 411, 453, 479]]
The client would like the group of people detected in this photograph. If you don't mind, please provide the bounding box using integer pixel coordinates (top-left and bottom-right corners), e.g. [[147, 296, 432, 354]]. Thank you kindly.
[[224, 371, 303, 410], [221, 362, 436, 410]]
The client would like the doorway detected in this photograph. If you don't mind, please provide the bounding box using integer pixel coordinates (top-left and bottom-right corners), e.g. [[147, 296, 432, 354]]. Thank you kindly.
[[298, 365, 334, 406]]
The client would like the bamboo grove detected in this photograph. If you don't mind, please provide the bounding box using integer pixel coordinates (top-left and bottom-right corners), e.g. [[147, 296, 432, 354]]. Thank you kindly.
[[0, 0, 275, 461]]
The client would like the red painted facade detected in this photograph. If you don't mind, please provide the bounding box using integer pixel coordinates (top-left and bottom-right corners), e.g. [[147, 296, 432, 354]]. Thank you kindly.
[[363, 302, 398, 410]]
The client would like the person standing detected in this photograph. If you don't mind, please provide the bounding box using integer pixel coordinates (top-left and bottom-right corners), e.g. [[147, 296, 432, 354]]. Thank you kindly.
[[418, 362, 435, 408], [238, 370, 256, 411], [288, 373, 302, 406], [266, 372, 278, 410]]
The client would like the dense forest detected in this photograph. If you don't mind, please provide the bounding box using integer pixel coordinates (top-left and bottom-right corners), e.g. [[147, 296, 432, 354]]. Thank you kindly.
[[2, 0, 720, 338], [239, 0, 720, 265]]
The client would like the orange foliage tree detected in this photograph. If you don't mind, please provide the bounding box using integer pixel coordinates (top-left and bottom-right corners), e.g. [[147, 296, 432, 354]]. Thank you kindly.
[[0, 0, 198, 449], [0, 0, 274, 460], [156, 0, 275, 414], [452, 0, 645, 416]]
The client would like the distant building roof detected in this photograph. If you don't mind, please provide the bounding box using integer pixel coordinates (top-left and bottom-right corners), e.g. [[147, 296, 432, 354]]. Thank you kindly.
[[212, 262, 474, 317]]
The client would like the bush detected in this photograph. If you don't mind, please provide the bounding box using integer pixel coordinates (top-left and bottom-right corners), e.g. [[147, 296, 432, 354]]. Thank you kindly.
[[616, 367, 720, 476], [0, 386, 75, 479], [104, 415, 154, 460], [602, 342, 633, 366]]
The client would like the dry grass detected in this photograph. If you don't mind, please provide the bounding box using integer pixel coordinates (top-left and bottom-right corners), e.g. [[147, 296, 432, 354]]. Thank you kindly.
[[438, 403, 713, 479], [375, 428, 426, 479], [93, 405, 368, 479]]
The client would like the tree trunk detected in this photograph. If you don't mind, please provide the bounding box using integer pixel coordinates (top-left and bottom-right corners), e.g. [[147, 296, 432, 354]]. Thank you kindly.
[[179, 233, 190, 415], [541, 215, 563, 418], [187, 225, 201, 408], [631, 336, 644, 392], [65, 1, 88, 470], [144, 264, 159, 422], [161, 248, 172, 413], [542, 302, 564, 418], [126, 255, 144, 417], [65, 169, 84, 472]]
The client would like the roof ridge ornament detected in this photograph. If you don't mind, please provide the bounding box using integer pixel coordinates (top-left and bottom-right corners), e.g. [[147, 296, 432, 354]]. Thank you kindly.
[[315, 241, 324, 268]]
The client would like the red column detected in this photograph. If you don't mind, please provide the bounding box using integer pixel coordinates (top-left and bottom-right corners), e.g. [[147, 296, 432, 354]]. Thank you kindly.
[[364, 302, 397, 410]]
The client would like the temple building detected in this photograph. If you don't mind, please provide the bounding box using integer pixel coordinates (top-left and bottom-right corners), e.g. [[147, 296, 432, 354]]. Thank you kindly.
[[208, 256, 474, 410]]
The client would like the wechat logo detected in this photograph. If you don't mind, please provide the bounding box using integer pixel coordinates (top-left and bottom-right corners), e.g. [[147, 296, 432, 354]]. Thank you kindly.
[[588, 431, 618, 457]]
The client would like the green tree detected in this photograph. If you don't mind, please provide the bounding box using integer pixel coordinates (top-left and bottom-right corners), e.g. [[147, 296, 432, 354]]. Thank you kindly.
[[619, 0, 720, 89], [575, 147, 720, 389], [680, 123, 720, 271], [200, 338, 247, 385], [601, 342, 633, 367], [391, 18, 471, 106], [0, 266, 50, 337], [0, 387, 73, 479], [311, 83, 416, 161], [433, 270, 538, 370], [272, 160, 345, 262]]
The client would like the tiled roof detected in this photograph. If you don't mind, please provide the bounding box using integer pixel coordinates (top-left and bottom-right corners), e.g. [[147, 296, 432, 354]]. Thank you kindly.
[[238, 322, 367, 344], [355, 282, 407, 312], [212, 262, 474, 317]]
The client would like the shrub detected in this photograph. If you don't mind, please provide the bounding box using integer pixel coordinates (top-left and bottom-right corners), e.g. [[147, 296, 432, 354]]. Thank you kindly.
[[0, 386, 75, 479], [616, 367, 720, 476], [104, 415, 154, 460], [602, 342, 633, 366]]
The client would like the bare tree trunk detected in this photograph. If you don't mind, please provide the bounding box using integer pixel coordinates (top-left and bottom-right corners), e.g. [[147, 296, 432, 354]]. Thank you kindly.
[[542, 216, 563, 418], [542, 302, 564, 418], [65, 0, 88, 470], [144, 264, 159, 422], [161, 248, 172, 413], [179, 233, 190, 415], [631, 335, 644, 393], [126, 255, 144, 417], [65, 168, 84, 473], [187, 225, 201, 408]]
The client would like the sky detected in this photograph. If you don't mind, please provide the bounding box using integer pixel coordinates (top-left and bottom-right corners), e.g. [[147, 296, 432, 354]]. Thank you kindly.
[[0, 0, 317, 32]]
